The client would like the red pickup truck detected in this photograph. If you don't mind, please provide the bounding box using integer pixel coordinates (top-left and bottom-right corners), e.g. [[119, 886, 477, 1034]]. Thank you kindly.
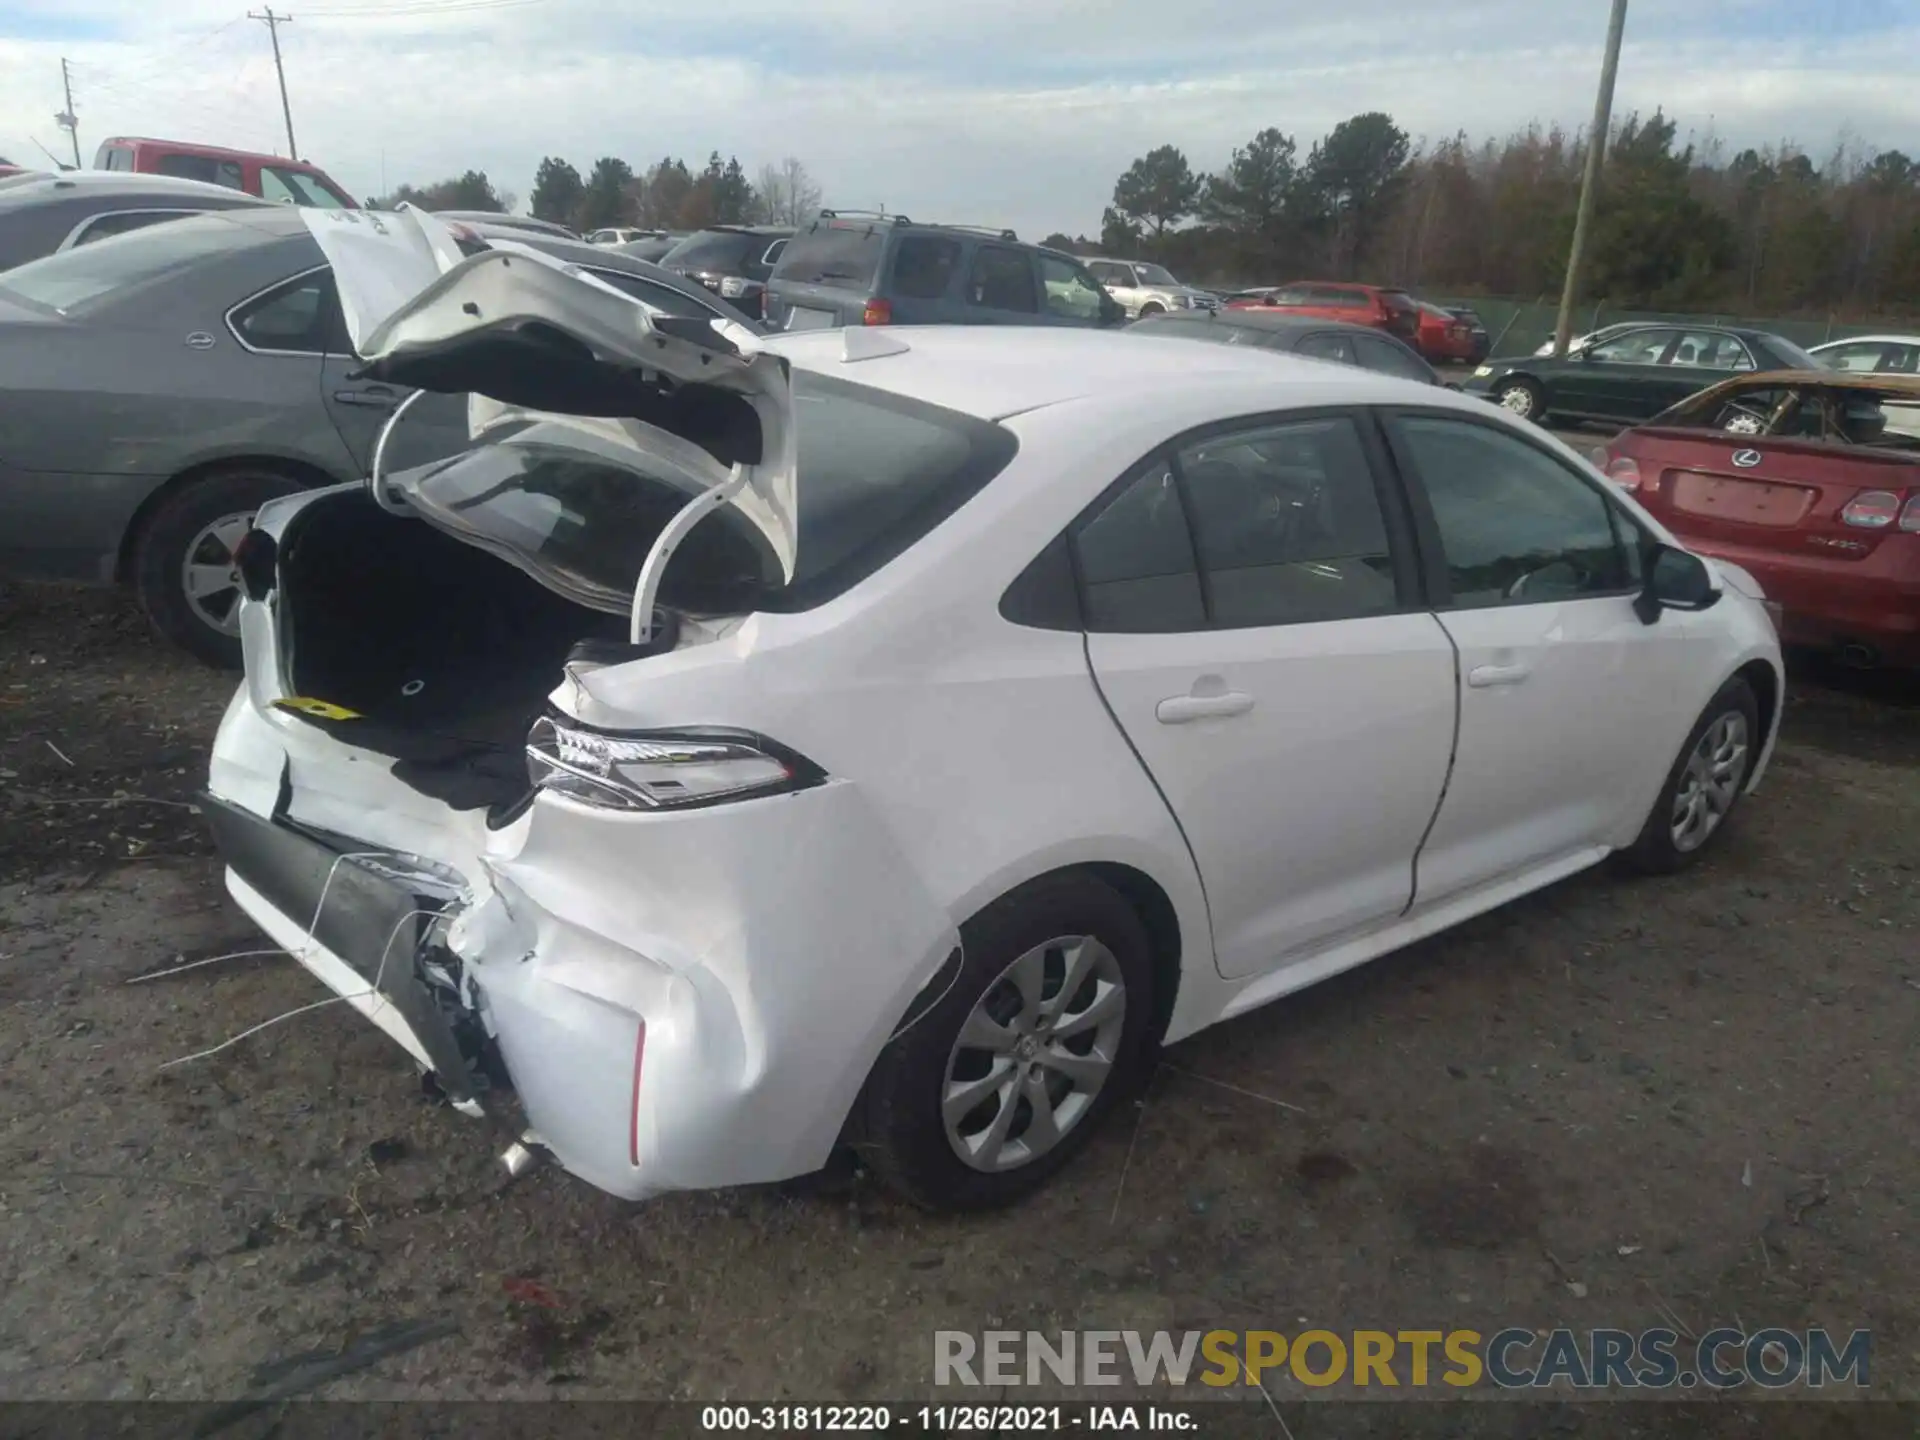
[[92, 137, 357, 208]]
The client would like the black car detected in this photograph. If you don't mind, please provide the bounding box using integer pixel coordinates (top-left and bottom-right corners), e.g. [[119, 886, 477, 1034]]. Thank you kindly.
[[1463, 323, 1823, 426], [764, 210, 1124, 330], [621, 232, 690, 263], [1127, 309, 1443, 385], [656, 225, 792, 313], [1446, 306, 1492, 363], [0, 171, 270, 272]]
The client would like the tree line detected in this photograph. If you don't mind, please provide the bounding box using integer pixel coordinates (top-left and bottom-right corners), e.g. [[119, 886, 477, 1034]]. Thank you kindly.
[[1057, 112, 1920, 319], [371, 154, 823, 233]]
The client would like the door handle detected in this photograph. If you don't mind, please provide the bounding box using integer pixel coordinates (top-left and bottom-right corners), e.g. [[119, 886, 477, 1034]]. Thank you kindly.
[[1155, 691, 1255, 724], [333, 387, 400, 409], [1468, 663, 1531, 688]]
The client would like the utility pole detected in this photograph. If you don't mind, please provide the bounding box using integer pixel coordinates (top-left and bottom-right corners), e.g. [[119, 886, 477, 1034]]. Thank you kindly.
[[249, 8, 298, 161], [1553, 0, 1629, 357], [55, 58, 81, 168]]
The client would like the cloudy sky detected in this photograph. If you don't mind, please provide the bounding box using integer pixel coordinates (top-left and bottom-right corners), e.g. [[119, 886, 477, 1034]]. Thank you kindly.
[[2, 0, 1917, 236]]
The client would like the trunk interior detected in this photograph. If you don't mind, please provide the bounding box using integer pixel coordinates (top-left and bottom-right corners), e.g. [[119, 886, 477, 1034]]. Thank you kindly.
[[275, 489, 631, 815]]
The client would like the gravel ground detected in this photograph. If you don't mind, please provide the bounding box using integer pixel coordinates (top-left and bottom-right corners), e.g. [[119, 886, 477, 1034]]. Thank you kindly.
[[1, 579, 1916, 1432]]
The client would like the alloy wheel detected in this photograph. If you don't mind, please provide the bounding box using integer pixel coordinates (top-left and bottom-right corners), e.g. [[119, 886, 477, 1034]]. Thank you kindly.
[[1671, 711, 1751, 852], [942, 935, 1127, 1173], [1498, 383, 1536, 418], [179, 511, 257, 637]]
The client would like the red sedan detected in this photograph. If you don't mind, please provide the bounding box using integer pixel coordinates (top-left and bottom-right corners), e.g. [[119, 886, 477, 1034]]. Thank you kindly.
[[1225, 281, 1421, 347], [1595, 370, 1920, 667]]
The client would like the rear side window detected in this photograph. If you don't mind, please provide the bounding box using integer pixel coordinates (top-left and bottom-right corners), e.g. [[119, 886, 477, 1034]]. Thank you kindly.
[[967, 245, 1036, 313], [1088, 261, 1132, 286], [230, 271, 346, 354], [0, 214, 243, 314], [774, 223, 886, 287], [1175, 418, 1399, 627], [1393, 415, 1631, 608], [889, 234, 961, 299], [156, 153, 245, 190], [1295, 332, 1357, 366], [660, 230, 755, 271], [1311, 286, 1368, 307], [1072, 460, 1205, 632], [1353, 334, 1434, 383]]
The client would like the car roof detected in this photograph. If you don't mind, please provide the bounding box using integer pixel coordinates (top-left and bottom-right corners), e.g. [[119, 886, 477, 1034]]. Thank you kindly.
[[1134, 311, 1387, 339], [1810, 334, 1920, 348], [0, 171, 275, 207], [100, 136, 329, 169], [762, 325, 1451, 422], [1679, 369, 1920, 400]]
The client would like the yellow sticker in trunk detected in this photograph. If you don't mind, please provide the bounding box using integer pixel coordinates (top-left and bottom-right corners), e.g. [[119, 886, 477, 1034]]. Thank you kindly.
[[274, 697, 363, 721]]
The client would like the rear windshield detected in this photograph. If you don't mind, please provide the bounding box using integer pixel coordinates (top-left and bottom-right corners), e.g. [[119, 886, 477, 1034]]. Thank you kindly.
[[773, 222, 886, 287], [660, 230, 758, 270], [393, 371, 1018, 616], [0, 213, 244, 314]]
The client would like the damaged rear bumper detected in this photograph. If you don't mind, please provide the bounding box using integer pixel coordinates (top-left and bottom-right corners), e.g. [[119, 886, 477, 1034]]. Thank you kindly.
[[205, 699, 960, 1202]]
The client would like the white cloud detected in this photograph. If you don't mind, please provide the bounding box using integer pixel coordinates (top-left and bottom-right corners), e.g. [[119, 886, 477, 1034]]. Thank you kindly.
[[2, 0, 1915, 236]]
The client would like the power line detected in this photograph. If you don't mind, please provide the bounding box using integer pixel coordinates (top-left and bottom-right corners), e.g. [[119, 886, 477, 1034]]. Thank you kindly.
[[248, 7, 299, 160]]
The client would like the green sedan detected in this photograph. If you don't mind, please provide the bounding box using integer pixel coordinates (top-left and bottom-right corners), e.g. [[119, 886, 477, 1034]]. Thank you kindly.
[[1462, 323, 1822, 426]]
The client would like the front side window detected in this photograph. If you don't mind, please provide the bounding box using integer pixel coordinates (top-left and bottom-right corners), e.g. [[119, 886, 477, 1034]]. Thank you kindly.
[[1174, 417, 1399, 627], [1588, 328, 1675, 366], [1039, 254, 1105, 321], [231, 270, 340, 354], [1394, 415, 1631, 608], [1088, 261, 1131, 286], [967, 246, 1037, 313], [890, 235, 962, 299]]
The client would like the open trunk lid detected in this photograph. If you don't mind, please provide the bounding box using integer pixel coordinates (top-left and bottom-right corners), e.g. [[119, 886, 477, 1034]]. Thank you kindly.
[[302, 207, 799, 589]]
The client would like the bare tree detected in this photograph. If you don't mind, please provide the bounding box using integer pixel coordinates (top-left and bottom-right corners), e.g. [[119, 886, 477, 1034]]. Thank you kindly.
[[755, 157, 824, 226]]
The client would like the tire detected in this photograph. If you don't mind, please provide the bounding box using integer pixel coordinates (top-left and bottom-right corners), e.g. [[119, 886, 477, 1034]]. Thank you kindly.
[[1616, 677, 1760, 875], [858, 873, 1156, 1211], [1494, 377, 1546, 422], [1138, 302, 1165, 317], [131, 468, 304, 669]]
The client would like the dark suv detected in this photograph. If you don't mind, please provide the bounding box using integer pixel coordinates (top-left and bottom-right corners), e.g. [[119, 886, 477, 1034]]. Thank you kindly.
[[764, 211, 1125, 330], [656, 225, 793, 312]]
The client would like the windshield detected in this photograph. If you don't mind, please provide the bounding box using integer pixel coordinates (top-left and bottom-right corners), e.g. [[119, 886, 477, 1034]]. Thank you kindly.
[[0, 213, 244, 314], [773, 222, 885, 287], [1133, 263, 1179, 285], [393, 371, 1018, 616], [660, 230, 758, 271]]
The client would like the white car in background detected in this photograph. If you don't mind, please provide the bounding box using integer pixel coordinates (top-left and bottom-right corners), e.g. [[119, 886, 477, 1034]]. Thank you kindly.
[[202, 213, 1784, 1211], [1810, 334, 1920, 437], [586, 227, 657, 247]]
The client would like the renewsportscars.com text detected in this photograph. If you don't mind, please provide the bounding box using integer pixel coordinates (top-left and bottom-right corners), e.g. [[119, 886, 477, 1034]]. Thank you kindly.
[[934, 1328, 1870, 1391]]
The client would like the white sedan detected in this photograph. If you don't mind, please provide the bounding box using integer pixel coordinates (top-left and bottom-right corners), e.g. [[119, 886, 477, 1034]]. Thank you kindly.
[[202, 213, 1784, 1210]]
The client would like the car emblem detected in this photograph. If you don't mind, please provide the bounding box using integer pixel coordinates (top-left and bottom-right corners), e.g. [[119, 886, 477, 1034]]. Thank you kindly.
[[1731, 449, 1762, 468], [184, 331, 216, 351]]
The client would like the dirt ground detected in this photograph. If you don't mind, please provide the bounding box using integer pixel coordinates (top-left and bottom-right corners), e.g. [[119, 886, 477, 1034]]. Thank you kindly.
[[1, 577, 1916, 1432]]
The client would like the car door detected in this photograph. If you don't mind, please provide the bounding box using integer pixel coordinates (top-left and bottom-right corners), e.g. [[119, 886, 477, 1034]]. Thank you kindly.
[[1561, 327, 1682, 420], [307, 269, 470, 475], [962, 243, 1043, 326], [1076, 411, 1458, 979], [1036, 252, 1108, 327], [1382, 411, 1708, 906], [1660, 331, 1753, 411]]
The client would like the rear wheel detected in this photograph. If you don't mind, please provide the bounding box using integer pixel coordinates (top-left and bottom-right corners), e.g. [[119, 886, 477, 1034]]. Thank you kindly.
[[1494, 377, 1545, 422], [1617, 677, 1759, 875], [858, 873, 1155, 1210], [132, 468, 304, 669]]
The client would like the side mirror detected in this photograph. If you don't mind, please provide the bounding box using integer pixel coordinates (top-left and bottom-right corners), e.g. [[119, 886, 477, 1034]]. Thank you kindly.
[[1633, 544, 1720, 625]]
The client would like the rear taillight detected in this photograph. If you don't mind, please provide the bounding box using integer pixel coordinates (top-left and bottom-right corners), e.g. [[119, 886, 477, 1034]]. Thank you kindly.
[[862, 297, 892, 326], [1840, 490, 1903, 528], [1901, 495, 1920, 533], [1600, 454, 1642, 491]]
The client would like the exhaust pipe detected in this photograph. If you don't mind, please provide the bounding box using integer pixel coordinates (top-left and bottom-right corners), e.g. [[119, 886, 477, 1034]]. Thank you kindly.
[[499, 1130, 546, 1182]]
